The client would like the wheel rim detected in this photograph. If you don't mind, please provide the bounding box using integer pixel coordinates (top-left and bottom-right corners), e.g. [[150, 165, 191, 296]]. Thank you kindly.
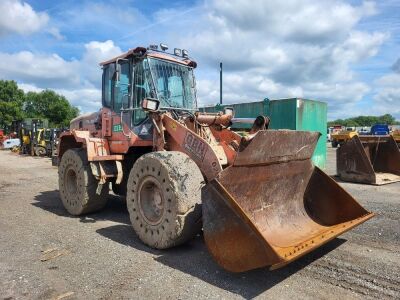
[[138, 176, 165, 225], [65, 167, 78, 201], [38, 148, 45, 155]]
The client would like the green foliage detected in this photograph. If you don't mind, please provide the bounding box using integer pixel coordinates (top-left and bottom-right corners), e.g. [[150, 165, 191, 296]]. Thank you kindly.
[[24, 90, 79, 127], [328, 114, 400, 127], [0, 80, 25, 129], [0, 80, 79, 131], [0, 101, 25, 129]]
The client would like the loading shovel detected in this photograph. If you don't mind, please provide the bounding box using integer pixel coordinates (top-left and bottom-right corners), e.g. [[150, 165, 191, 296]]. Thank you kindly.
[[337, 135, 400, 185], [202, 130, 374, 272]]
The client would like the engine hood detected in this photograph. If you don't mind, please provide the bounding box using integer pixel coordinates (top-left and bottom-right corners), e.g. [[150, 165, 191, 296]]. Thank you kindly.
[[70, 111, 100, 130]]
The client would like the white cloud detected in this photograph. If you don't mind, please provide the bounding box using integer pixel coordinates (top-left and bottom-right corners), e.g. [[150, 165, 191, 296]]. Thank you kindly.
[[0, 0, 49, 36], [54, 88, 102, 112], [0, 0, 392, 117], [18, 82, 102, 113], [18, 83, 43, 93], [161, 0, 387, 119], [332, 31, 388, 64], [373, 73, 400, 118], [0, 40, 121, 88], [0, 51, 80, 88], [47, 27, 64, 40], [0, 40, 123, 112], [80, 40, 122, 86], [208, 0, 376, 44]]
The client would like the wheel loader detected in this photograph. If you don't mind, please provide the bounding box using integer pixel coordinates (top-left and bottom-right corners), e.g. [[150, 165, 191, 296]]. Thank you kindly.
[[58, 44, 374, 272], [330, 129, 357, 148]]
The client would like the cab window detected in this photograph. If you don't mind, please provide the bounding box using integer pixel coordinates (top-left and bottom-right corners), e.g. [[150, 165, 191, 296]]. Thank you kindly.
[[113, 62, 130, 111], [102, 63, 115, 108]]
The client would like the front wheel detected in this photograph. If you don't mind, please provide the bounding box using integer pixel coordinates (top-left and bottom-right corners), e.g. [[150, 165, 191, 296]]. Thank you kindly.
[[126, 152, 204, 249], [58, 148, 109, 215]]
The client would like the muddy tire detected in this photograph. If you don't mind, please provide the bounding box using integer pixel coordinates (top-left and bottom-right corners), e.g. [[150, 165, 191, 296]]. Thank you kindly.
[[126, 151, 204, 249], [58, 148, 109, 215], [35, 146, 46, 156]]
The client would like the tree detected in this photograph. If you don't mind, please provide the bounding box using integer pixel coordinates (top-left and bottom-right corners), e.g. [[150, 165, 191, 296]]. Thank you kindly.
[[380, 114, 397, 125], [0, 80, 25, 129], [328, 114, 400, 127], [0, 80, 79, 130], [24, 90, 79, 127]]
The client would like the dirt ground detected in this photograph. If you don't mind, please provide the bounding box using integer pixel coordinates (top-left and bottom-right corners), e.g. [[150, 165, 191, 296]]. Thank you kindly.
[[0, 145, 399, 300]]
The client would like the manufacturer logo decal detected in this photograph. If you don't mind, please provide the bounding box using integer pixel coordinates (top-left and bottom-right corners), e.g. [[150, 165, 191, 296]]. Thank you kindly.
[[183, 132, 207, 161]]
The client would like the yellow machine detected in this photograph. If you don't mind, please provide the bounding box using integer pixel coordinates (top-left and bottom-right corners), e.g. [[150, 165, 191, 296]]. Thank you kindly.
[[331, 129, 358, 147], [20, 128, 32, 155], [17, 119, 49, 156], [34, 128, 50, 156]]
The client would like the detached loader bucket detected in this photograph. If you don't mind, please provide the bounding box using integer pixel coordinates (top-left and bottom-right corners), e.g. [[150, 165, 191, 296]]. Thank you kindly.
[[202, 130, 374, 272], [337, 135, 400, 185]]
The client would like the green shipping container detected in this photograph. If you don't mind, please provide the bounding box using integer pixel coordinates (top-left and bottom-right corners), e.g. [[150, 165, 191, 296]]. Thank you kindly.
[[200, 98, 327, 169]]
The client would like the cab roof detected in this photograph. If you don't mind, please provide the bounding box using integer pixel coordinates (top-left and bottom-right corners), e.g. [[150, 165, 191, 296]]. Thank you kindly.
[[99, 46, 197, 68]]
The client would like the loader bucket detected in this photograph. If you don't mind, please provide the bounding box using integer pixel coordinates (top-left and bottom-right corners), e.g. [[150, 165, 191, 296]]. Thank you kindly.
[[337, 135, 400, 185], [202, 130, 374, 272]]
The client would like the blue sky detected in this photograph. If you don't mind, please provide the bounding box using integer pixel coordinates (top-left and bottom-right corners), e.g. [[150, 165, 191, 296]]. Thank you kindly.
[[0, 0, 399, 120]]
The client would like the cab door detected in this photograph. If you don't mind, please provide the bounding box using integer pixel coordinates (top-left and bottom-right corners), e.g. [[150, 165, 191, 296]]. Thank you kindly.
[[112, 61, 131, 135], [131, 59, 153, 140]]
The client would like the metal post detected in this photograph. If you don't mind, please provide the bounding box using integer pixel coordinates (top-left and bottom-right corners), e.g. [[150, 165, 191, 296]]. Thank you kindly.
[[31, 122, 36, 156], [219, 62, 223, 105]]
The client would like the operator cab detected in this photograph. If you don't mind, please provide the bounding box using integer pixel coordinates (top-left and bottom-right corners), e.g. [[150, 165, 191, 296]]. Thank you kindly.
[[100, 44, 197, 133]]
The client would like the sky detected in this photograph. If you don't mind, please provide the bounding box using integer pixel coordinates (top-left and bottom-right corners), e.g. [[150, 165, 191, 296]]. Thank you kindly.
[[0, 0, 399, 120]]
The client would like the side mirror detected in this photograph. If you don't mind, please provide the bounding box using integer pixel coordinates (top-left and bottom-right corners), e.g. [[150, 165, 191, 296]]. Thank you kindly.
[[142, 98, 160, 112]]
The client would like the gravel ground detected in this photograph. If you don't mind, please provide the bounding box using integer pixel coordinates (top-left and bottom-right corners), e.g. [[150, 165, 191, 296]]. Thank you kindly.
[[0, 145, 399, 300]]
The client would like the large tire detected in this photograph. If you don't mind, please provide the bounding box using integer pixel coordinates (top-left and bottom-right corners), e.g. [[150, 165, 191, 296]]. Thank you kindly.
[[331, 140, 338, 148], [126, 151, 204, 249], [58, 148, 109, 215]]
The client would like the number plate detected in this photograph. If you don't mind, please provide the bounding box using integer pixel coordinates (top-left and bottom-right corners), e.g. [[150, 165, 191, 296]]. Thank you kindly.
[[113, 124, 122, 132]]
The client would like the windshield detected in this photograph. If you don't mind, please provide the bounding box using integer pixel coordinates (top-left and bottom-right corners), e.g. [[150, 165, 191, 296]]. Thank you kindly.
[[147, 58, 196, 110], [44, 129, 51, 140]]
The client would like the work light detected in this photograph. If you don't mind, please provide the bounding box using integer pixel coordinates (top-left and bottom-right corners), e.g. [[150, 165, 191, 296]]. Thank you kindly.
[[160, 43, 168, 51], [174, 48, 182, 56]]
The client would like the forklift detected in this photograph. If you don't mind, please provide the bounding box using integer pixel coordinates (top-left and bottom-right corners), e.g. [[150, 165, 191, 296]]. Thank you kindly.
[[16, 119, 49, 156]]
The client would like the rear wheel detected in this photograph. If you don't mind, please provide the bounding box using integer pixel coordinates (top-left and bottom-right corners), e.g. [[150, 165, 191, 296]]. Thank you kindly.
[[331, 140, 338, 148], [58, 148, 109, 215], [126, 152, 204, 249], [35, 146, 46, 156]]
